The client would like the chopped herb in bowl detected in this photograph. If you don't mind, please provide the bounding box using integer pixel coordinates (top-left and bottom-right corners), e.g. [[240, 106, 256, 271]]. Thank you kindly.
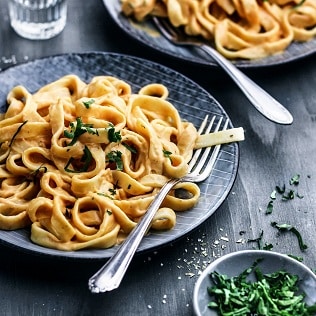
[[193, 250, 316, 316], [208, 258, 316, 315]]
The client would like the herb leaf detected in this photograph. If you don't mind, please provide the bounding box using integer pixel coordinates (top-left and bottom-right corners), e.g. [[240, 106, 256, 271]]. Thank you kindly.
[[271, 222, 308, 251], [64, 117, 98, 146], [82, 99, 95, 109], [247, 230, 264, 249], [106, 150, 123, 171], [122, 142, 137, 154], [266, 200, 274, 214], [64, 145, 92, 173], [163, 149, 173, 162], [107, 124, 122, 143], [9, 120, 28, 147], [290, 174, 300, 185]]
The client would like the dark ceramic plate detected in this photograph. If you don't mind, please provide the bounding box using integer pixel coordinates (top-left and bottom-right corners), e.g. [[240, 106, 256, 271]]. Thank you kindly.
[[103, 0, 316, 68], [193, 250, 316, 316], [0, 52, 239, 259]]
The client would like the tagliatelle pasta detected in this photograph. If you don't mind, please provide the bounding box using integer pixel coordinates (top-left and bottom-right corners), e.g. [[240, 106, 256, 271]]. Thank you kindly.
[[121, 0, 316, 59], [0, 74, 243, 251], [0, 75, 196, 250]]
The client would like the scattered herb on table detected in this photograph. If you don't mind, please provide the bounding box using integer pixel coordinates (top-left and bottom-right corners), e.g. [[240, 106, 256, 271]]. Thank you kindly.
[[265, 174, 302, 214], [271, 222, 308, 251], [290, 174, 300, 185], [266, 200, 274, 214], [247, 230, 273, 250], [207, 259, 316, 316], [247, 230, 264, 249]]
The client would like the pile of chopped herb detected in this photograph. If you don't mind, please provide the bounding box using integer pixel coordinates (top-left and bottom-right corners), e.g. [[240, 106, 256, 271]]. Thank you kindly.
[[207, 259, 316, 316]]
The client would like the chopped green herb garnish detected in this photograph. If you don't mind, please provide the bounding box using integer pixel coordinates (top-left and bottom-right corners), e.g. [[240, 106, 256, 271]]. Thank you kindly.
[[293, 0, 306, 8], [276, 184, 286, 194], [9, 120, 28, 147], [282, 189, 295, 200], [163, 149, 172, 157], [270, 190, 277, 199], [64, 145, 92, 173], [30, 165, 47, 178], [266, 200, 274, 214], [271, 222, 308, 251], [247, 230, 264, 249], [262, 243, 273, 250], [82, 99, 95, 109], [64, 117, 98, 146], [107, 124, 122, 143], [25, 165, 48, 183], [207, 259, 316, 315], [122, 142, 137, 153], [163, 149, 173, 162], [109, 188, 116, 196], [106, 150, 123, 171], [290, 174, 300, 185], [106, 210, 112, 215], [288, 254, 304, 262]]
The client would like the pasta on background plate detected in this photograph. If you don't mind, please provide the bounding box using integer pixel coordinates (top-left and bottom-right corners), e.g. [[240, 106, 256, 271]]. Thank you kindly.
[[121, 0, 316, 59], [0, 75, 243, 251]]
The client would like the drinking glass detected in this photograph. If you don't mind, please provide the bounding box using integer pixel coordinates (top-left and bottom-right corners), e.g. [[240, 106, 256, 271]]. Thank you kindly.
[[8, 0, 67, 40]]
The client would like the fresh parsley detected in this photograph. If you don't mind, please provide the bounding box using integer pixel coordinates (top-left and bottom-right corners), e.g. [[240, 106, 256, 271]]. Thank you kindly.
[[64, 145, 92, 173], [106, 150, 123, 171], [271, 222, 308, 251], [82, 99, 95, 109], [64, 117, 98, 146], [208, 259, 316, 315], [106, 123, 122, 143], [163, 149, 172, 162]]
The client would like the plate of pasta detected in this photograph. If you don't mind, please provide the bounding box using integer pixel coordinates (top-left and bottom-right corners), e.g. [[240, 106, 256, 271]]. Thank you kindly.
[[104, 0, 316, 68], [0, 52, 239, 259]]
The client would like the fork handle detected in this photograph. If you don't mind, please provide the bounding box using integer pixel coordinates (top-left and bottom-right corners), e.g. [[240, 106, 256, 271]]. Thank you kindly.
[[88, 178, 180, 293], [200, 45, 293, 125]]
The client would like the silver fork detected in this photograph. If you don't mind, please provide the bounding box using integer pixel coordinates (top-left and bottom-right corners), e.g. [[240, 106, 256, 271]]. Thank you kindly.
[[153, 17, 293, 125], [88, 115, 227, 293]]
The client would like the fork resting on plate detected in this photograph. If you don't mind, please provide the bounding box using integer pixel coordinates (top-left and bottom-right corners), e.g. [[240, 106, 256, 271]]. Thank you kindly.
[[88, 115, 228, 293]]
